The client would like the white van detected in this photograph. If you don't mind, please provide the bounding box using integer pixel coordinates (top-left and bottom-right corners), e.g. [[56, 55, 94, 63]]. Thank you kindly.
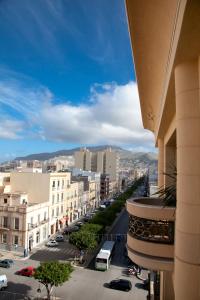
[[0, 275, 7, 290]]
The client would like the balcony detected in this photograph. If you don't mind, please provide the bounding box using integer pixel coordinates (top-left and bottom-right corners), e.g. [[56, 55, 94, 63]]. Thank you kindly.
[[28, 218, 49, 231], [126, 197, 175, 271]]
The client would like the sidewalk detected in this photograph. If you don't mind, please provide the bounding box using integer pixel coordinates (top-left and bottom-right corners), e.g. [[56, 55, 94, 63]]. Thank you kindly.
[[0, 243, 44, 261], [0, 248, 26, 260]]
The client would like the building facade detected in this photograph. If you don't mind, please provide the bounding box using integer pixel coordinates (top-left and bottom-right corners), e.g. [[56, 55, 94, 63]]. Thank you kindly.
[[126, 1, 200, 299], [0, 171, 81, 252]]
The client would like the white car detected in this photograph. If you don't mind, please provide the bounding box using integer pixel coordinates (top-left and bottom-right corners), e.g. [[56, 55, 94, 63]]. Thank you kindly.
[[0, 274, 7, 290], [46, 240, 58, 247]]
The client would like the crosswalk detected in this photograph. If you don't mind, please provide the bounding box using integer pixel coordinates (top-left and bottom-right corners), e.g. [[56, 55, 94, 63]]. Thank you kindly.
[[45, 247, 76, 254], [30, 243, 79, 261]]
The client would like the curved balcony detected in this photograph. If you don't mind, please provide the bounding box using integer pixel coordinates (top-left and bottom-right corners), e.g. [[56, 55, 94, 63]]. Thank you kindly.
[[126, 197, 175, 271]]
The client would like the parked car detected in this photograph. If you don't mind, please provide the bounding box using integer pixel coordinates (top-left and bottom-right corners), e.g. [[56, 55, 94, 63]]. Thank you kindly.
[[3, 259, 14, 266], [0, 260, 12, 268], [76, 221, 84, 228], [64, 226, 79, 234], [46, 240, 58, 247], [17, 266, 35, 277], [0, 274, 7, 290], [108, 279, 132, 292], [55, 235, 64, 242], [99, 205, 106, 209]]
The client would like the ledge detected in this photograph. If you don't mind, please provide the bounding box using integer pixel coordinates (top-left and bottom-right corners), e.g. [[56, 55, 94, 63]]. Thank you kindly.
[[126, 197, 175, 221]]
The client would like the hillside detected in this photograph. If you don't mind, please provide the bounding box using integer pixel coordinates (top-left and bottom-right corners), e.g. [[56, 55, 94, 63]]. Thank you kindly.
[[15, 145, 123, 161], [14, 145, 157, 179]]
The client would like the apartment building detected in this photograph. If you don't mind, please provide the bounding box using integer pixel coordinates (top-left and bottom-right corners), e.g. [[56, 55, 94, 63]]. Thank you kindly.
[[74, 148, 119, 181], [0, 192, 49, 252], [74, 149, 92, 171], [10, 171, 71, 233], [126, 1, 200, 299], [100, 174, 110, 200], [66, 181, 79, 224], [71, 168, 100, 207], [0, 171, 76, 252]]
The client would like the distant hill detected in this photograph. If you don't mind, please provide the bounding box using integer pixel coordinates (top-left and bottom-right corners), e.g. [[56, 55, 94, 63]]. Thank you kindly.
[[15, 145, 157, 163], [15, 145, 124, 161]]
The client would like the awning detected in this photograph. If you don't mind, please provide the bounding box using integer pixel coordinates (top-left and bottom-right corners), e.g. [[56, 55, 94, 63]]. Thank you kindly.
[[59, 217, 67, 224]]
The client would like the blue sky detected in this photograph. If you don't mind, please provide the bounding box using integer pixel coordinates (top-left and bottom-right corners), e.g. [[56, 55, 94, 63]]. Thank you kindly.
[[0, 0, 154, 161]]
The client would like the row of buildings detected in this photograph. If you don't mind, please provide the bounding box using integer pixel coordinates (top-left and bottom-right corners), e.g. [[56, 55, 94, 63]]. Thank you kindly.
[[0, 148, 123, 253], [0, 170, 100, 253]]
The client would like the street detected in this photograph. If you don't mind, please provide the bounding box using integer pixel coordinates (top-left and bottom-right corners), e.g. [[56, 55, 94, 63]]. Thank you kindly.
[[0, 209, 148, 300]]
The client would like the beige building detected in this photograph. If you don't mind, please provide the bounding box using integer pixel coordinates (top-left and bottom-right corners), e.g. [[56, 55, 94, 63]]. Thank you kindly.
[[126, 1, 200, 299], [74, 148, 119, 182], [66, 181, 79, 224], [0, 190, 49, 252], [71, 168, 101, 210], [13, 171, 71, 234], [0, 170, 86, 252], [74, 148, 92, 171]]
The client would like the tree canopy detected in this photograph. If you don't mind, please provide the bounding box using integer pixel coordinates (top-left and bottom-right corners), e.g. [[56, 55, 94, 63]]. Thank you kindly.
[[34, 261, 73, 300], [69, 230, 97, 250]]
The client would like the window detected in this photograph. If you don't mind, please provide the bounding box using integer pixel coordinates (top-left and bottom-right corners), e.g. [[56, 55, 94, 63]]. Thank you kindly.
[[70, 202, 72, 209], [52, 209, 54, 217], [61, 193, 63, 202], [30, 217, 33, 225], [57, 180, 60, 188], [36, 231, 40, 244], [43, 226, 47, 239], [14, 218, 19, 230], [4, 198, 7, 204], [22, 199, 27, 204], [14, 235, 18, 245], [52, 181, 55, 188], [44, 212, 47, 221], [38, 214, 40, 224], [3, 217, 8, 228], [74, 201, 76, 208], [2, 233, 7, 243], [52, 194, 55, 204], [61, 205, 63, 213], [57, 194, 59, 203], [56, 207, 59, 217]]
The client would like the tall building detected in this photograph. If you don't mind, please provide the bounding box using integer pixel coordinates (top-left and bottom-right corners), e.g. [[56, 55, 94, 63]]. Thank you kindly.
[[74, 148, 119, 181], [74, 148, 92, 170], [126, 1, 200, 299]]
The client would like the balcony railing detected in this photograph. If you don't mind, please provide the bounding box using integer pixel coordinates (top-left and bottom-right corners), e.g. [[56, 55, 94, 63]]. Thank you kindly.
[[28, 218, 49, 231], [128, 215, 174, 244], [126, 197, 175, 271]]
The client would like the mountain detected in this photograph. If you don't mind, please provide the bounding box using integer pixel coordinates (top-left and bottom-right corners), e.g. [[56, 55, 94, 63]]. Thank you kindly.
[[15, 145, 124, 161], [15, 145, 157, 163]]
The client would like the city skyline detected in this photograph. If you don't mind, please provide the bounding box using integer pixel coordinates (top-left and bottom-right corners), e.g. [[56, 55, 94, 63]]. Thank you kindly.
[[0, 0, 154, 161]]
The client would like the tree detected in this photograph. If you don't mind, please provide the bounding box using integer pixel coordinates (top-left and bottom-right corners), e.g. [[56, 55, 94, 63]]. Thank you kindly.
[[69, 230, 97, 250], [34, 261, 73, 300]]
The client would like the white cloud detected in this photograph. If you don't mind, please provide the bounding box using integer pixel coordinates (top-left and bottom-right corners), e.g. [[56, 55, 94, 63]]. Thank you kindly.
[[0, 77, 155, 151], [39, 82, 154, 150], [0, 119, 24, 139]]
